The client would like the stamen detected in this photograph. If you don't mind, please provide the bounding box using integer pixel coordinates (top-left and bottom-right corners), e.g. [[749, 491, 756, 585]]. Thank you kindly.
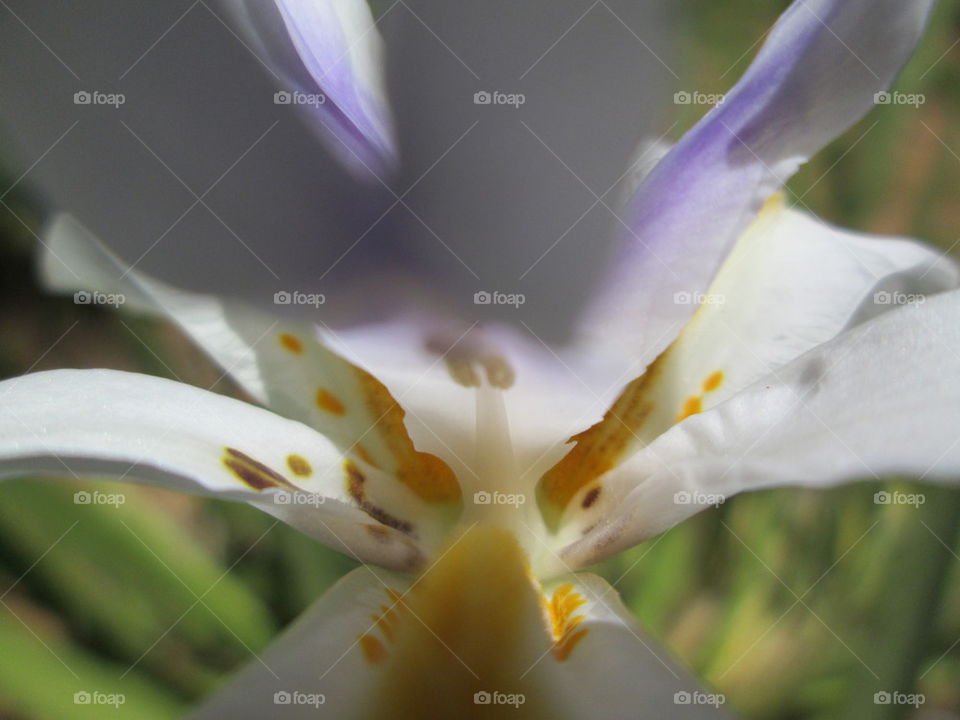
[[427, 332, 515, 389]]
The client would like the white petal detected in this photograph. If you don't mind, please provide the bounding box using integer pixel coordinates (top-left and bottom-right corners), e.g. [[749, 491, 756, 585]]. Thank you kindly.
[[580, 0, 936, 378], [537, 198, 957, 535], [528, 574, 732, 719], [191, 566, 410, 719], [41, 215, 464, 541], [560, 289, 960, 568], [625, 197, 958, 431], [0, 369, 425, 571]]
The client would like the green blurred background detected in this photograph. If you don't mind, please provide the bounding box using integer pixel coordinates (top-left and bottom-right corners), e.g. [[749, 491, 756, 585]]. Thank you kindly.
[[2, 1, 960, 718]]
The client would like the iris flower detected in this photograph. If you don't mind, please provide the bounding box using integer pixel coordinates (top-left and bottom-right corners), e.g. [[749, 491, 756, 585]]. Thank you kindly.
[[2, 0, 958, 717]]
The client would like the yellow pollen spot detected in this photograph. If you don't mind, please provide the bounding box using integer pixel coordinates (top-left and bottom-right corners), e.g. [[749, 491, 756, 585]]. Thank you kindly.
[[676, 396, 703, 422], [678, 371, 723, 422], [315, 388, 346, 415], [547, 584, 589, 662], [703, 370, 724, 393], [278, 333, 303, 354], [359, 634, 386, 664], [355, 443, 378, 468], [286, 454, 312, 477]]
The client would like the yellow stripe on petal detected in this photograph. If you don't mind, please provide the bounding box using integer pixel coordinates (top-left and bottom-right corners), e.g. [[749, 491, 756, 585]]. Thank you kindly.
[[537, 352, 670, 528], [369, 525, 560, 718], [354, 369, 461, 505], [538, 347, 727, 527], [270, 327, 463, 516]]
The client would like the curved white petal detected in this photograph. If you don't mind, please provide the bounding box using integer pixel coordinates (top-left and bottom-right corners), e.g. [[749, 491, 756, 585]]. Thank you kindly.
[[41, 215, 464, 541], [0, 369, 427, 571], [663, 199, 959, 412], [191, 566, 409, 719], [537, 199, 957, 537], [559, 289, 960, 569], [225, 0, 397, 177], [581, 0, 936, 377], [42, 213, 610, 524], [529, 574, 732, 719]]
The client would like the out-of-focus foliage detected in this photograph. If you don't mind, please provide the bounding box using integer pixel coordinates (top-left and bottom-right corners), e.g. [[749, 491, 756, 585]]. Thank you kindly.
[[1, 1, 960, 717]]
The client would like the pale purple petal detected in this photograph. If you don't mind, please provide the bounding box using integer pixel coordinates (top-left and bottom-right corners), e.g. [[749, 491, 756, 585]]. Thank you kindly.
[[228, 0, 397, 177], [580, 0, 936, 375]]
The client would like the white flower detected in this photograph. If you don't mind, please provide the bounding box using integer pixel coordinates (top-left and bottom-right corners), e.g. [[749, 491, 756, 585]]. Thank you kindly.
[[0, 0, 956, 717]]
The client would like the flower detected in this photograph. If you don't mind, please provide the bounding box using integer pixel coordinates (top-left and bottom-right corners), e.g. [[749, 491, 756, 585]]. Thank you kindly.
[[1, 0, 958, 717]]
